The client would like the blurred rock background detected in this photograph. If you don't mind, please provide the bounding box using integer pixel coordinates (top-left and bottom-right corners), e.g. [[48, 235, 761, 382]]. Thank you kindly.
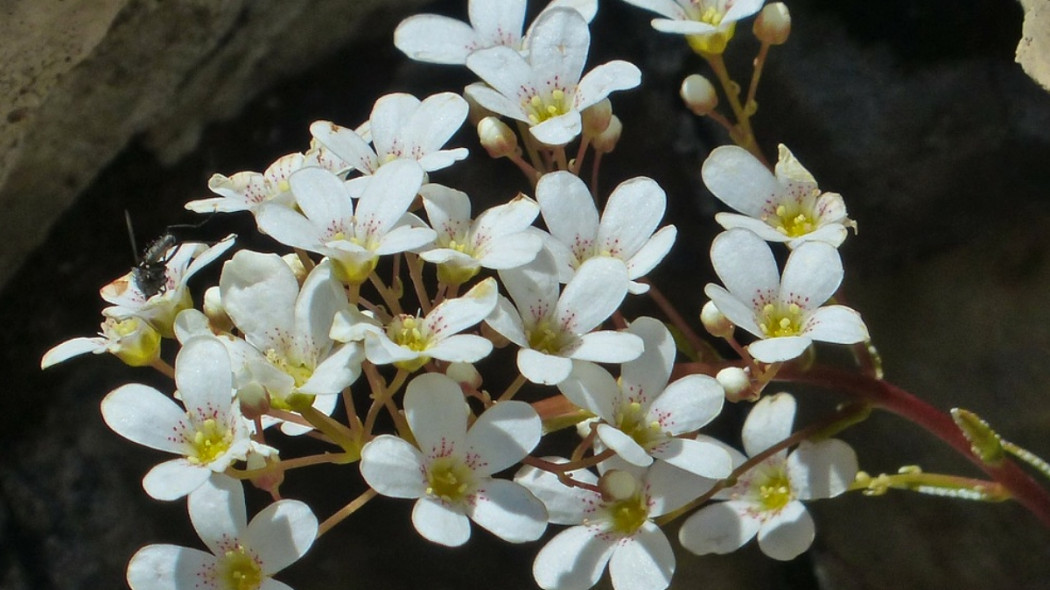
[[2, 0, 1049, 588]]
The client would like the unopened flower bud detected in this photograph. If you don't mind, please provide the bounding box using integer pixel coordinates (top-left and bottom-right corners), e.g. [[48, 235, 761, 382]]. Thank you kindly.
[[203, 286, 233, 333], [582, 98, 613, 137], [478, 116, 518, 159], [680, 74, 719, 116], [446, 362, 482, 390], [754, 3, 791, 45], [237, 382, 271, 419], [701, 300, 733, 338], [717, 366, 752, 402], [599, 470, 638, 501], [592, 115, 622, 154], [247, 451, 284, 496]]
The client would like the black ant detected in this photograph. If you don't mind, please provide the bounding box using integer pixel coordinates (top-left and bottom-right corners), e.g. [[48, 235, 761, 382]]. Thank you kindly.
[[125, 212, 217, 299]]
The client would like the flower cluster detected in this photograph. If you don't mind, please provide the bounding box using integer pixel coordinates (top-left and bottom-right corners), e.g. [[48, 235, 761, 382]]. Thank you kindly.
[[48, 1, 1033, 590]]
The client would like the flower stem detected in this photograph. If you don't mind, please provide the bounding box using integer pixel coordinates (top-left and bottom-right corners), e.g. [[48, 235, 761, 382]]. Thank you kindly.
[[317, 488, 378, 538]]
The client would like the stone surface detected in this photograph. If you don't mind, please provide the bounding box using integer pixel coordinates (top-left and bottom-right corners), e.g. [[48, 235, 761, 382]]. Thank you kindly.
[[0, 0, 426, 290], [2, 0, 1049, 589]]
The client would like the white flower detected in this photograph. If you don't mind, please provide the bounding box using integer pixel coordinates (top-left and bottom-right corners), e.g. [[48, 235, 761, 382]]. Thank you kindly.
[[536, 171, 677, 294], [100, 337, 269, 500], [465, 8, 641, 146], [359, 373, 547, 547], [256, 160, 436, 285], [704, 228, 869, 363], [678, 392, 858, 560], [330, 277, 499, 371], [620, 0, 764, 38], [101, 236, 235, 338], [702, 144, 855, 248], [394, 0, 598, 65], [219, 251, 363, 434], [185, 151, 317, 215], [309, 92, 469, 179], [42, 316, 161, 368], [558, 317, 731, 477], [517, 458, 707, 590], [126, 475, 317, 590], [419, 183, 544, 285], [485, 248, 643, 385]]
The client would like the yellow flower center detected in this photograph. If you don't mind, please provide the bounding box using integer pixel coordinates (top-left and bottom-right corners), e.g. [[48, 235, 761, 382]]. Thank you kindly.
[[187, 418, 232, 465], [527, 319, 568, 354], [617, 401, 665, 448], [219, 544, 263, 590], [700, 6, 724, 25], [525, 89, 570, 125], [766, 204, 817, 238], [265, 349, 314, 388], [758, 302, 804, 338], [426, 456, 475, 504], [607, 493, 649, 535], [753, 467, 793, 512]]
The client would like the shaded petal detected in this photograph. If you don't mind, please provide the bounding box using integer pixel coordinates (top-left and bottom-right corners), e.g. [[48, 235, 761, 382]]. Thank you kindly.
[[530, 112, 582, 146], [427, 334, 492, 363], [621, 317, 675, 402], [359, 435, 427, 498], [518, 348, 574, 385], [255, 203, 324, 251], [143, 460, 209, 501], [289, 167, 352, 227], [789, 439, 858, 500], [625, 224, 676, 281], [514, 459, 599, 525], [742, 392, 796, 457], [570, 331, 643, 364], [405, 373, 467, 454], [537, 171, 599, 257], [500, 248, 561, 322], [244, 499, 318, 574], [779, 241, 842, 310], [558, 360, 618, 422], [709, 228, 780, 303], [608, 522, 675, 590], [651, 437, 732, 479], [802, 305, 869, 344], [188, 475, 246, 554], [467, 400, 541, 474], [702, 145, 781, 217], [597, 424, 652, 467], [412, 496, 472, 547], [678, 500, 758, 555], [756, 501, 815, 561], [704, 283, 763, 337], [469, 479, 547, 542], [485, 295, 528, 347], [408, 92, 470, 155], [355, 159, 425, 242], [394, 14, 479, 65], [466, 46, 534, 104], [556, 257, 628, 333], [309, 121, 378, 174], [533, 525, 616, 590], [220, 251, 298, 350], [127, 544, 214, 590], [747, 336, 812, 363]]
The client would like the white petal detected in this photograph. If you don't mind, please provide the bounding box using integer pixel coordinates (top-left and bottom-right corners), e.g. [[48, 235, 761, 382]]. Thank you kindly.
[[573, 60, 642, 110], [787, 223, 848, 249], [651, 18, 718, 35], [127, 544, 214, 590], [647, 374, 724, 434], [533, 525, 616, 590], [597, 424, 653, 467], [370, 93, 421, 157], [598, 177, 665, 259], [425, 277, 498, 338], [464, 81, 530, 123], [297, 343, 363, 395], [570, 331, 643, 364], [556, 257, 629, 333], [175, 337, 232, 416], [624, 225, 676, 281], [713, 212, 792, 242], [469, 479, 547, 542], [427, 334, 493, 363], [618, 0, 690, 20], [746, 336, 813, 363], [650, 438, 731, 478], [474, 194, 539, 239], [467, 400, 541, 474], [394, 14, 479, 65], [678, 501, 758, 555], [537, 171, 599, 256], [709, 228, 780, 304], [518, 348, 574, 385], [41, 337, 104, 368], [743, 392, 797, 457], [703, 283, 764, 337], [359, 435, 427, 498], [644, 448, 722, 514], [188, 475, 246, 553], [374, 225, 437, 255], [621, 317, 675, 402], [355, 159, 425, 242], [101, 384, 187, 455], [802, 305, 869, 344], [558, 360, 619, 422], [412, 496, 472, 547], [500, 248, 561, 321], [530, 112, 583, 146], [608, 522, 675, 590], [466, 46, 535, 104], [514, 460, 599, 525], [421, 183, 471, 241], [485, 295, 528, 347], [756, 501, 815, 560], [309, 120, 378, 174], [220, 250, 298, 350], [779, 241, 842, 310], [408, 92, 470, 155], [405, 373, 467, 454], [477, 232, 544, 269], [244, 499, 318, 574], [470, 0, 527, 45], [789, 439, 858, 500], [528, 8, 590, 86], [702, 145, 782, 217], [255, 202, 324, 251], [289, 167, 352, 227], [142, 460, 210, 501]]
